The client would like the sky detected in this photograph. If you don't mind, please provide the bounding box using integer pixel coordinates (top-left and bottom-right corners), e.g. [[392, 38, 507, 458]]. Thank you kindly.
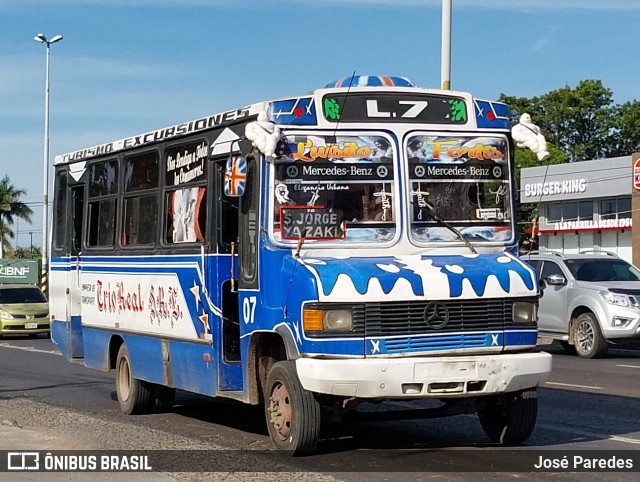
[[1, 0, 639, 249]]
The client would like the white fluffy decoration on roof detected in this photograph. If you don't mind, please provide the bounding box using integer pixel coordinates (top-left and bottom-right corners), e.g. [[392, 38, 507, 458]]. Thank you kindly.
[[511, 113, 550, 162], [245, 112, 281, 158]]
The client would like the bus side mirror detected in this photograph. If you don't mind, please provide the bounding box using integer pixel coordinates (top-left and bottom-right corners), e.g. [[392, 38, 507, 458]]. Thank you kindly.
[[224, 156, 247, 197]]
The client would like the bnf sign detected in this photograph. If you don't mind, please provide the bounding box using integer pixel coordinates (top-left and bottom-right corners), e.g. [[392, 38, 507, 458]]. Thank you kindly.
[[0, 260, 39, 285]]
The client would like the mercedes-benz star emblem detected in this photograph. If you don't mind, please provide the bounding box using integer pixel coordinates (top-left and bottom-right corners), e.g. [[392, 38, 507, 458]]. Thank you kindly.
[[423, 302, 450, 329]]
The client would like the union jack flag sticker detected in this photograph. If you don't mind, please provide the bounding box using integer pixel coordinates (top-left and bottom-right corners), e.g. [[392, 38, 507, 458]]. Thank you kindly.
[[224, 156, 247, 197]]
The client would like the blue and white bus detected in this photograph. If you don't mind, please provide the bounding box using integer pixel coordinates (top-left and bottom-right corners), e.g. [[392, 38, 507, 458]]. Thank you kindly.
[[51, 75, 551, 454]]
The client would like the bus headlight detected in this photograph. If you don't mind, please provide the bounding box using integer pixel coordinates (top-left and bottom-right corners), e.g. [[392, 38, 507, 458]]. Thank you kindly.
[[512, 302, 537, 323], [303, 308, 353, 332], [324, 310, 353, 331]]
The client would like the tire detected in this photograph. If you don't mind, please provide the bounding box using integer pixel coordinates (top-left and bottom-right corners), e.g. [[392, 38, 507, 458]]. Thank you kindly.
[[264, 361, 321, 455], [115, 344, 153, 415], [152, 385, 176, 412], [573, 312, 608, 359], [478, 389, 538, 444]]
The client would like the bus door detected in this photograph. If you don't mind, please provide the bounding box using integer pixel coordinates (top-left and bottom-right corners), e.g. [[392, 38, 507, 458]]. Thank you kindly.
[[214, 156, 245, 391], [66, 184, 85, 359], [52, 172, 81, 359]]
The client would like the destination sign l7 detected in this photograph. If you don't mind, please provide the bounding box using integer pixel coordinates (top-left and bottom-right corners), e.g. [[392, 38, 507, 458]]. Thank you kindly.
[[322, 93, 467, 124]]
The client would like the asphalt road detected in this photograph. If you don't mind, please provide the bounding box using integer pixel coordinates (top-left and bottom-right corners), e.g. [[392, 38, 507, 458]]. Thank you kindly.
[[1, 335, 640, 481]]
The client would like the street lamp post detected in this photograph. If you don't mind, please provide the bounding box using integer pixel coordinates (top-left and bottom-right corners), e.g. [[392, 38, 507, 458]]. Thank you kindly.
[[441, 0, 452, 90], [34, 32, 63, 293]]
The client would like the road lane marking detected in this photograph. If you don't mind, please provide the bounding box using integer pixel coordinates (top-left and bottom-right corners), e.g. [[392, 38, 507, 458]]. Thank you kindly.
[[606, 435, 640, 445], [544, 381, 603, 390], [616, 364, 640, 369], [0, 343, 61, 355]]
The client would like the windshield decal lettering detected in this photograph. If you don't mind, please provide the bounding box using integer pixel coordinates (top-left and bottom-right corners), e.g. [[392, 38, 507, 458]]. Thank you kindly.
[[281, 207, 345, 240], [291, 140, 372, 162], [428, 140, 504, 161]]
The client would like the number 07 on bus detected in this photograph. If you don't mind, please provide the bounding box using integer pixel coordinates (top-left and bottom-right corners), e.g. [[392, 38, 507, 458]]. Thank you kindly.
[[50, 75, 551, 454]]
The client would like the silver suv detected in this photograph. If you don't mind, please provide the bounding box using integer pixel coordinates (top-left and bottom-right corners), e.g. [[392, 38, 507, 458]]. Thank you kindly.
[[522, 250, 640, 358]]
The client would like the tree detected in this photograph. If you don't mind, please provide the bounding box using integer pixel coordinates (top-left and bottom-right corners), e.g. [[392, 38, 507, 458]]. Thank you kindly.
[[13, 246, 41, 260], [0, 175, 34, 257], [0, 223, 12, 257], [498, 80, 634, 248], [614, 100, 640, 155]]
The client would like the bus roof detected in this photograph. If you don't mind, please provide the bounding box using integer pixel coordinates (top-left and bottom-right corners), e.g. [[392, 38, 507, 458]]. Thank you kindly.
[[54, 76, 511, 165], [54, 102, 265, 165]]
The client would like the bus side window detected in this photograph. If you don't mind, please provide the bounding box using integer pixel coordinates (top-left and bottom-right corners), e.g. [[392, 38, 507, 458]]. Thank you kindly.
[[218, 161, 239, 253], [53, 171, 67, 254], [123, 195, 158, 246], [122, 151, 159, 247], [165, 186, 206, 243], [71, 186, 84, 255], [87, 159, 118, 248], [239, 158, 258, 287], [87, 199, 117, 247]]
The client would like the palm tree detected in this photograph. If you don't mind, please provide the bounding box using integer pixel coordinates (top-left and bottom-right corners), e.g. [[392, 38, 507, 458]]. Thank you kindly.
[[0, 175, 34, 258], [0, 223, 13, 256]]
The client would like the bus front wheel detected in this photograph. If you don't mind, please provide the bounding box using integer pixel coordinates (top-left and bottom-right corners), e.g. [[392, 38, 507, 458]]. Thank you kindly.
[[115, 343, 153, 415], [264, 361, 321, 455], [477, 388, 538, 444]]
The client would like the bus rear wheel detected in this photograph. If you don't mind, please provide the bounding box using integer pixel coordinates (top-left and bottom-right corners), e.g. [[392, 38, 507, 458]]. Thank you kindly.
[[115, 343, 153, 415], [264, 361, 321, 455], [477, 388, 538, 444], [151, 384, 176, 412]]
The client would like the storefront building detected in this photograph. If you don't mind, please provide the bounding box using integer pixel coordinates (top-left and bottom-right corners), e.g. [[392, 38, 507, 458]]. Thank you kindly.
[[520, 155, 636, 263]]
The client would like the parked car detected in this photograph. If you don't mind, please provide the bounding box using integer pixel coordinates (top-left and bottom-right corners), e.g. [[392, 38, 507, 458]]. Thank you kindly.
[[0, 284, 49, 338], [522, 250, 640, 358]]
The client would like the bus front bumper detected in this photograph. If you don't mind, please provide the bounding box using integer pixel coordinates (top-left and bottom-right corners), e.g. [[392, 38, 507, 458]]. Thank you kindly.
[[295, 352, 552, 399]]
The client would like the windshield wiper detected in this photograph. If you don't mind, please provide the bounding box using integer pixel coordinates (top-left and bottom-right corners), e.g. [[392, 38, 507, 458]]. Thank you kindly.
[[294, 228, 307, 258], [423, 201, 477, 254]]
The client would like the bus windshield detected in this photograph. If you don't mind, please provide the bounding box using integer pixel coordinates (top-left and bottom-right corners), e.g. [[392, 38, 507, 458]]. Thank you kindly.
[[406, 134, 513, 244], [270, 133, 397, 244]]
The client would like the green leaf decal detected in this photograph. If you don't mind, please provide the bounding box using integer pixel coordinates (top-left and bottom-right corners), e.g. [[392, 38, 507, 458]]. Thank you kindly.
[[324, 98, 341, 120], [449, 99, 466, 122]]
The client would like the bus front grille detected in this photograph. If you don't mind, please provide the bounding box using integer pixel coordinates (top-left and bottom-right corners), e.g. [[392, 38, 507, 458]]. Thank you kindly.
[[354, 299, 514, 337]]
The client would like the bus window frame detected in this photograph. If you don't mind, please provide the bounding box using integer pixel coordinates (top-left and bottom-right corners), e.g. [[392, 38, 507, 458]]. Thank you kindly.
[[403, 130, 516, 247], [266, 130, 401, 249], [214, 157, 240, 254], [121, 149, 160, 248], [160, 137, 210, 249], [238, 154, 260, 288], [85, 158, 119, 250], [52, 169, 68, 254]]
